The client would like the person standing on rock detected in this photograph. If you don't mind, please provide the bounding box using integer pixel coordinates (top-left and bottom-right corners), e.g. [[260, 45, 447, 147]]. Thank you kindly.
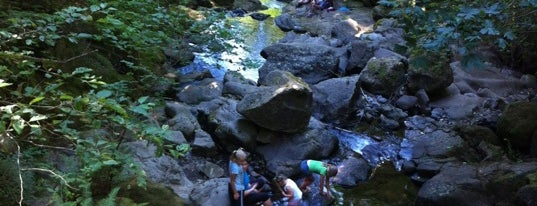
[[229, 148, 273, 206], [298, 159, 338, 198], [229, 148, 248, 206]]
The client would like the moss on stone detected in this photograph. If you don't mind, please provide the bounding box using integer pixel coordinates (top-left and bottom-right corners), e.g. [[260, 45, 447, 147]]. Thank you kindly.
[[497, 102, 537, 153], [118, 180, 184, 206]]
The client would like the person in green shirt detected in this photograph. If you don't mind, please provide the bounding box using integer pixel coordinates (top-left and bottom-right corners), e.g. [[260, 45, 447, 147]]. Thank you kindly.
[[299, 159, 338, 198]]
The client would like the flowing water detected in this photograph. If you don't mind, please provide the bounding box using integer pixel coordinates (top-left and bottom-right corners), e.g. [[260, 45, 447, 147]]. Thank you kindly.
[[179, 0, 286, 81], [179, 1, 417, 205]]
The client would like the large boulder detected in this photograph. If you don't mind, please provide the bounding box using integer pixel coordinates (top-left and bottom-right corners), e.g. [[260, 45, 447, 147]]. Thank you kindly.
[[195, 97, 259, 152], [237, 70, 313, 133], [190, 178, 230, 206], [123, 141, 193, 203], [416, 161, 537, 206], [497, 101, 537, 155], [312, 75, 360, 122], [359, 57, 407, 97], [416, 163, 492, 206], [258, 43, 339, 85]]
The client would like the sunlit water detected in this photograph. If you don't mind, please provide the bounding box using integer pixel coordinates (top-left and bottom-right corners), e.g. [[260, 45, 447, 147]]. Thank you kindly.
[[179, 1, 286, 81]]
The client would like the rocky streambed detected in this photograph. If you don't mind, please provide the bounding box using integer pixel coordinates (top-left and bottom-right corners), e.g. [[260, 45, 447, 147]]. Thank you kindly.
[[125, 0, 537, 205]]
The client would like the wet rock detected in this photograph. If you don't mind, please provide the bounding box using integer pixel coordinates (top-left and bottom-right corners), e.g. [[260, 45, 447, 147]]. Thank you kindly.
[[250, 12, 270, 21], [333, 157, 371, 187]]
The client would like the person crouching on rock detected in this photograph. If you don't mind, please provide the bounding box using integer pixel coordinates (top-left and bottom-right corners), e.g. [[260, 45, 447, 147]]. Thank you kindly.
[[298, 159, 338, 198]]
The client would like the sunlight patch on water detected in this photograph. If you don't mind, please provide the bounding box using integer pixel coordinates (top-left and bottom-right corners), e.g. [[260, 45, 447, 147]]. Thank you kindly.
[[180, 1, 285, 82]]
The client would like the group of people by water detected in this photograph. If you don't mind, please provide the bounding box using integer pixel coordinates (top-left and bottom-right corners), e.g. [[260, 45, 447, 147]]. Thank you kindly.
[[228, 148, 338, 206]]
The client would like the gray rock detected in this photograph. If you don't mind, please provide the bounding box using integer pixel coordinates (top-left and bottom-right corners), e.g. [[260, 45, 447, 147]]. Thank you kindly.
[[177, 78, 223, 104], [238, 70, 312, 133]]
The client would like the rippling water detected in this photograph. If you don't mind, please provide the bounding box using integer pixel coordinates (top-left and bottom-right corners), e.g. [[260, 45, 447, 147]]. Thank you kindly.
[[179, 0, 285, 81]]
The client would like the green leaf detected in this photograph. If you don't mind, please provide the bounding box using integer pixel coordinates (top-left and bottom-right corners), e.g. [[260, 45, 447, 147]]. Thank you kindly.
[[60, 95, 73, 100], [29, 96, 45, 105], [484, 3, 501, 16], [96, 90, 113, 98], [457, 7, 479, 20], [77, 33, 93, 38], [480, 20, 499, 35], [504, 31, 515, 40], [105, 101, 127, 116], [107, 18, 124, 26], [29, 115, 47, 122], [103, 160, 119, 165], [130, 105, 149, 116], [12, 115, 25, 134], [0, 82, 12, 88], [90, 5, 100, 12], [72, 67, 93, 75], [137, 96, 149, 104]]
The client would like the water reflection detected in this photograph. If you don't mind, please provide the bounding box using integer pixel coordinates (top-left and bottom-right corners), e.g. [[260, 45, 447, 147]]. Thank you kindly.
[[179, 2, 286, 82]]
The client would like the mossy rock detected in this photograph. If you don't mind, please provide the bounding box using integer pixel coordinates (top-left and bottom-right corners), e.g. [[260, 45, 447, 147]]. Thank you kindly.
[[487, 171, 530, 200], [118, 180, 184, 206], [497, 101, 537, 154], [407, 51, 454, 93], [359, 57, 407, 97]]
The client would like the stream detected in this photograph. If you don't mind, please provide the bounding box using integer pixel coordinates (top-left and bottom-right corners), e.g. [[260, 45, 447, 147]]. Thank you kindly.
[[178, 1, 417, 205]]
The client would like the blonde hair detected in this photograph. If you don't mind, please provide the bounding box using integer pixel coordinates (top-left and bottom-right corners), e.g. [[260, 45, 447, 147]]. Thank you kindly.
[[230, 148, 247, 163]]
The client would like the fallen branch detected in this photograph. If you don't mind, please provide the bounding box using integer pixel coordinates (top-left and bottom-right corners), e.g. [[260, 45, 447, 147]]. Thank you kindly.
[[21, 168, 78, 190]]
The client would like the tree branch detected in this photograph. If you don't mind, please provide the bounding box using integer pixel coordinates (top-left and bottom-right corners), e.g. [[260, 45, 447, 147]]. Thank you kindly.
[[21, 168, 78, 190]]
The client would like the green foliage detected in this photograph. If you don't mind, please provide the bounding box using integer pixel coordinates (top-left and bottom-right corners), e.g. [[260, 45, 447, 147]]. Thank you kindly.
[[0, 0, 222, 204], [379, 0, 537, 69]]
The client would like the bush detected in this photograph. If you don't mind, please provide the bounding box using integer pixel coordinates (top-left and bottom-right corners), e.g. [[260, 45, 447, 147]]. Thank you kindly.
[[379, 0, 537, 72]]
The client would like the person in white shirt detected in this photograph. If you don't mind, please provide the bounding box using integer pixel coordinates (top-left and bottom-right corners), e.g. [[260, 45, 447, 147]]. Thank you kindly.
[[276, 174, 303, 206]]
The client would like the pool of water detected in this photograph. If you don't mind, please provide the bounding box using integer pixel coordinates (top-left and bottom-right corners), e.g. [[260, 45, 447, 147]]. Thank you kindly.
[[179, 0, 286, 82]]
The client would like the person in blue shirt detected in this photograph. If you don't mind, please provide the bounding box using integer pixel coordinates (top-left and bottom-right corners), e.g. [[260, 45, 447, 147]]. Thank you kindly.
[[228, 148, 273, 206]]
